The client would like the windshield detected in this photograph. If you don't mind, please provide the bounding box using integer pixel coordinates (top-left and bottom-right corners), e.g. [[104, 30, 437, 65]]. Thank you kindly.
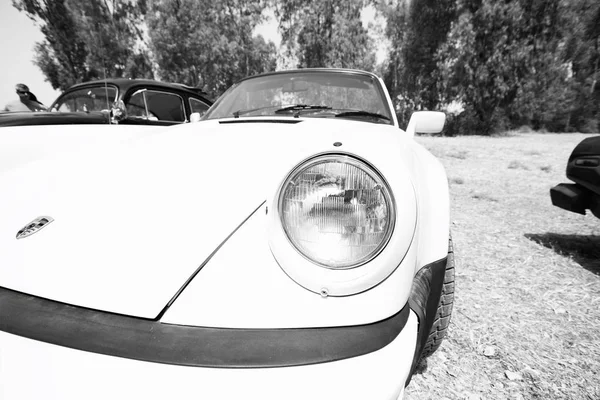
[[204, 71, 393, 125], [51, 85, 118, 112]]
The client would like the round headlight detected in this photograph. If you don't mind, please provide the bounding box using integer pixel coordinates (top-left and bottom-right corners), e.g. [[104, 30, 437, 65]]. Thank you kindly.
[[278, 155, 395, 269]]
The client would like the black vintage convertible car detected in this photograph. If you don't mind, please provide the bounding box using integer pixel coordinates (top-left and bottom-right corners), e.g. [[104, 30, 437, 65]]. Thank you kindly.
[[551, 135, 600, 219], [0, 79, 213, 127]]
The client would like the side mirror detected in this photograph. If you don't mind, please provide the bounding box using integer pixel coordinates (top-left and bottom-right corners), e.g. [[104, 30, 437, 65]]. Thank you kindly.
[[189, 112, 203, 123], [406, 111, 446, 137]]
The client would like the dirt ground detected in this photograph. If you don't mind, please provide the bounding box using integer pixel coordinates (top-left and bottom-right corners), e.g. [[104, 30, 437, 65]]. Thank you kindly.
[[405, 133, 600, 400]]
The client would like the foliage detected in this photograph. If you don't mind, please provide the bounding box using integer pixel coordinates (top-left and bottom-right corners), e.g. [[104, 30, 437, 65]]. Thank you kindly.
[[147, 0, 276, 97], [436, 0, 599, 134], [13, 0, 600, 132], [504, 0, 580, 132], [13, 0, 89, 90], [377, 0, 456, 126], [13, 0, 153, 90], [274, 0, 376, 71], [375, 0, 599, 134], [561, 0, 600, 132], [68, 0, 154, 81], [436, 1, 531, 134]]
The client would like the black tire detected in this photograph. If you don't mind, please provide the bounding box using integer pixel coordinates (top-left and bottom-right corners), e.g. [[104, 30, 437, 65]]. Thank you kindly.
[[421, 237, 455, 358]]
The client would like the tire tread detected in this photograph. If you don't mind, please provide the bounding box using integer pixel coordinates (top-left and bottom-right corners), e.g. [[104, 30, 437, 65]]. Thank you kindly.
[[421, 237, 455, 358]]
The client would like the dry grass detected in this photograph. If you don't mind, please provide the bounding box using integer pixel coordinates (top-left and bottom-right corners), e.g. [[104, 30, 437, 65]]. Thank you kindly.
[[508, 160, 531, 170], [406, 133, 600, 400]]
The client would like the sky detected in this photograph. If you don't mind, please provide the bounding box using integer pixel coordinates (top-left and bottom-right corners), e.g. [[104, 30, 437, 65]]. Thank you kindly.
[[0, 2, 385, 109], [0, 1, 61, 108]]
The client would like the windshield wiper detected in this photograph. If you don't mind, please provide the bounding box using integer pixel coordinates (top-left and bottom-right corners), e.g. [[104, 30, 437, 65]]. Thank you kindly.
[[334, 110, 391, 122], [274, 104, 332, 115], [232, 104, 333, 118], [232, 106, 278, 118]]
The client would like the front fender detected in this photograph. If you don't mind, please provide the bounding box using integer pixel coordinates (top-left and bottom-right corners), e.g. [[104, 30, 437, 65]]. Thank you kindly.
[[161, 204, 418, 329], [410, 142, 450, 271]]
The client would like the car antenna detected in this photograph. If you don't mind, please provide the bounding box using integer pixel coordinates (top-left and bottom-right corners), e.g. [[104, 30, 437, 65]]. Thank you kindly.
[[103, 65, 111, 124]]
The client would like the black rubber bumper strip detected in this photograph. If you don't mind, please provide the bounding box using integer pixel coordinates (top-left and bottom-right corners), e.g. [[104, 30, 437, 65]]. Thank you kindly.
[[0, 286, 410, 368]]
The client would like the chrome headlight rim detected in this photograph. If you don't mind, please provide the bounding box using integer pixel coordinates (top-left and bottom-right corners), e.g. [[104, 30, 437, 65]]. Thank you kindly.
[[277, 153, 396, 270]]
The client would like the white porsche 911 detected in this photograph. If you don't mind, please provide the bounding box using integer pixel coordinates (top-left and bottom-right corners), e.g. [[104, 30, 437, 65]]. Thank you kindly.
[[0, 68, 454, 400]]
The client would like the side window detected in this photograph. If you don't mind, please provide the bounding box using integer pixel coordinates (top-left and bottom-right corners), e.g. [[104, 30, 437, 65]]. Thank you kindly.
[[52, 86, 117, 112], [189, 98, 210, 117], [126, 90, 186, 122]]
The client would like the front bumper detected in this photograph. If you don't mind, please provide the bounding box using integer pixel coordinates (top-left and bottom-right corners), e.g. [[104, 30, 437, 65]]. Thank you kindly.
[[550, 183, 600, 218], [0, 286, 409, 368], [0, 308, 417, 400]]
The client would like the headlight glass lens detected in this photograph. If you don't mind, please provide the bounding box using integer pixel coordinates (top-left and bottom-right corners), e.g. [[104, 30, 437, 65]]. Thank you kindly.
[[279, 155, 395, 269]]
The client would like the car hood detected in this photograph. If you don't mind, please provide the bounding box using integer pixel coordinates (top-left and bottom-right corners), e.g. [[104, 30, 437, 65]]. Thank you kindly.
[[0, 118, 415, 318], [0, 123, 162, 174]]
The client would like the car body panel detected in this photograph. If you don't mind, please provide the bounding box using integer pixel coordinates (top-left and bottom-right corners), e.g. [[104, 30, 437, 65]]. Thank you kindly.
[[0, 117, 443, 321], [566, 135, 600, 196], [0, 314, 412, 400], [0, 122, 271, 318], [0, 111, 109, 126], [0, 124, 161, 173], [551, 135, 600, 218], [410, 141, 450, 271], [162, 202, 417, 328], [0, 69, 451, 399], [0, 285, 411, 367]]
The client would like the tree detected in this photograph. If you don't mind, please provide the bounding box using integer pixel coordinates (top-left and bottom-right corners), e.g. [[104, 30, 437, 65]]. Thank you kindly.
[[274, 0, 376, 70], [507, 0, 575, 131], [435, 0, 600, 134], [560, 0, 600, 132], [13, 0, 154, 90], [13, 0, 90, 90], [147, 0, 276, 97], [436, 0, 575, 134], [68, 0, 154, 81], [377, 0, 456, 125]]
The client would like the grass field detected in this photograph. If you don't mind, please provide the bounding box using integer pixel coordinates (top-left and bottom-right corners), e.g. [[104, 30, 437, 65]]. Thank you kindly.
[[405, 133, 600, 400]]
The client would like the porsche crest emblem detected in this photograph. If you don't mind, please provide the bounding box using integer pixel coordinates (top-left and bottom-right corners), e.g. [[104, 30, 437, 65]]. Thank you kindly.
[[16, 216, 54, 239]]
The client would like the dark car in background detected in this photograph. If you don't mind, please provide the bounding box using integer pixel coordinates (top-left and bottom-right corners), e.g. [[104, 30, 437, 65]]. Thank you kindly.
[[0, 79, 213, 127], [551, 135, 600, 219]]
